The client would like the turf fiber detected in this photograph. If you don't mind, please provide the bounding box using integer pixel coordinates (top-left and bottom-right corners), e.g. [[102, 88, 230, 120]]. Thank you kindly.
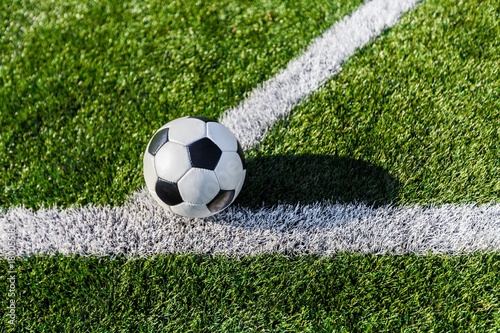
[[1, 254, 499, 332], [0, 0, 362, 209], [1, 0, 500, 331]]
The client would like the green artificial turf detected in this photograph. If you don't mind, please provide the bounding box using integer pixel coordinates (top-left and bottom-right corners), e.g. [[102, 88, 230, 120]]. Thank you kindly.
[[248, 0, 500, 206], [1, 254, 499, 332], [2, 0, 500, 332], [0, 0, 362, 209], [2, 0, 498, 209]]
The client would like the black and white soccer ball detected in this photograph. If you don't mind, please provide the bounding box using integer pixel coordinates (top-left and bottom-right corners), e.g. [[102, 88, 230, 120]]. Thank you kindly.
[[143, 116, 246, 218]]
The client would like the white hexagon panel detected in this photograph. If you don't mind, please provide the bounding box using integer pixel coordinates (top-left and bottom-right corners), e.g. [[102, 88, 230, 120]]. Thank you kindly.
[[207, 121, 238, 152], [154, 141, 191, 183], [167, 117, 206, 145], [178, 168, 220, 205], [170, 202, 212, 219], [215, 152, 245, 190]]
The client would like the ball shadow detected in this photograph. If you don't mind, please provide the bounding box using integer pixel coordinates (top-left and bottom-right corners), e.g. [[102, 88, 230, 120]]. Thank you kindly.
[[236, 154, 399, 208]]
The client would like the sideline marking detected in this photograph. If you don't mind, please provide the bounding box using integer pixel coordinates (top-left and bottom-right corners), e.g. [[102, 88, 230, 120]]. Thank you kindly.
[[6, 0, 496, 258], [1, 191, 499, 256]]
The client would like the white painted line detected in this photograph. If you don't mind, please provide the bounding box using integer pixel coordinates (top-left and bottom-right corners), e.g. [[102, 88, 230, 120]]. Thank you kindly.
[[2, 190, 499, 257], [7, 0, 496, 259], [221, 0, 421, 149]]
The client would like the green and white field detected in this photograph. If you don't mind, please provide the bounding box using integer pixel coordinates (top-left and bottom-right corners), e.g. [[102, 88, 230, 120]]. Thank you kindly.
[[1, 0, 499, 331]]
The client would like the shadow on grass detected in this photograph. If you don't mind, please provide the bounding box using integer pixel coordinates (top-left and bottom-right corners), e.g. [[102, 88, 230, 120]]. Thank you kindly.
[[236, 154, 399, 208]]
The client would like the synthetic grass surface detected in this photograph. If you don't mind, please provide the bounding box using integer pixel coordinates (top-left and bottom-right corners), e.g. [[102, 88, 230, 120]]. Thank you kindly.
[[2, 0, 496, 209], [249, 0, 500, 206], [2, 0, 500, 331], [0, 0, 362, 209], [1, 253, 499, 332]]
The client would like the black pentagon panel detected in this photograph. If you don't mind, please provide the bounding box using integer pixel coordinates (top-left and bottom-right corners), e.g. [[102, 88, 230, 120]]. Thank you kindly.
[[155, 178, 183, 206], [148, 128, 169, 156], [188, 137, 222, 170], [207, 190, 235, 213], [188, 116, 217, 123], [237, 142, 246, 169]]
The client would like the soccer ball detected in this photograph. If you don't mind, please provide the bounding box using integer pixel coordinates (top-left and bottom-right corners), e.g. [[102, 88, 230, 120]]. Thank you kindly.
[[143, 116, 246, 218]]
